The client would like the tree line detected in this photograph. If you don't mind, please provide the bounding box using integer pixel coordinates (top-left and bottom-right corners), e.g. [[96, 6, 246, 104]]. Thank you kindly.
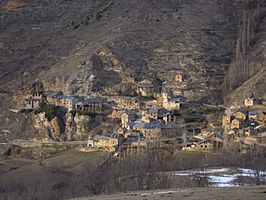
[[223, 0, 265, 98]]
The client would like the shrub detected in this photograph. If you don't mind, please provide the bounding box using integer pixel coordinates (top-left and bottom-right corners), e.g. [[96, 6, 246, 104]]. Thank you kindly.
[[34, 104, 59, 121], [70, 109, 96, 117]]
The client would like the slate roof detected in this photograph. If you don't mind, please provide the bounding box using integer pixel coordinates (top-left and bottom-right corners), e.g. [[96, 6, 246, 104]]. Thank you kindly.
[[148, 108, 158, 114], [133, 122, 146, 129], [94, 135, 111, 141], [26, 98, 42, 102], [54, 95, 77, 100], [86, 98, 103, 103], [143, 121, 162, 129], [248, 111, 257, 115]]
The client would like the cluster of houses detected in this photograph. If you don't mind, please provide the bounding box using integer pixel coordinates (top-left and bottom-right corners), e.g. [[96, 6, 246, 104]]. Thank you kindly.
[[223, 110, 266, 142], [84, 77, 188, 152], [25, 91, 103, 113], [87, 91, 184, 152], [221, 95, 266, 148], [23, 77, 187, 152], [182, 132, 223, 151], [24, 79, 266, 153]]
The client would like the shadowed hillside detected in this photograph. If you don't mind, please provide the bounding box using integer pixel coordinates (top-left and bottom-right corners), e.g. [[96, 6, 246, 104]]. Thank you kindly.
[[0, 0, 265, 139]]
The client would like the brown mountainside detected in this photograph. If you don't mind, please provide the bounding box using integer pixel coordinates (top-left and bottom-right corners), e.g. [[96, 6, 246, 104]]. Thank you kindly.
[[0, 0, 265, 139]]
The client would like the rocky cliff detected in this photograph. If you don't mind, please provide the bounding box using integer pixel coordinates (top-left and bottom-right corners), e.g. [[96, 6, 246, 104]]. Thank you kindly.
[[33, 112, 93, 141], [33, 113, 64, 141]]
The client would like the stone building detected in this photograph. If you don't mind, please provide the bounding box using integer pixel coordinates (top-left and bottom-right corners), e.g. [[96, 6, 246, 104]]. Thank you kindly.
[[76, 98, 103, 113], [175, 73, 183, 82], [231, 118, 242, 129], [160, 93, 180, 111], [54, 95, 78, 111], [121, 111, 137, 128], [233, 111, 247, 120], [116, 96, 139, 110], [136, 80, 154, 97], [25, 98, 42, 109], [90, 135, 119, 152]]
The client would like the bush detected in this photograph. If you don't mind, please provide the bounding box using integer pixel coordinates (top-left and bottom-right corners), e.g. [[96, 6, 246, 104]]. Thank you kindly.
[[20, 109, 33, 113], [34, 104, 59, 121], [70, 109, 96, 118]]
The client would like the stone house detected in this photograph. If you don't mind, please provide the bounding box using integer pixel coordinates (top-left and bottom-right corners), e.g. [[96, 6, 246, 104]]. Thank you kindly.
[[222, 115, 232, 127], [32, 91, 44, 100], [25, 98, 42, 109], [175, 73, 183, 82], [142, 121, 161, 139], [120, 110, 137, 128], [136, 80, 154, 97], [44, 91, 63, 104], [110, 107, 124, 118], [131, 121, 146, 133], [116, 96, 139, 110], [160, 93, 180, 111], [248, 111, 257, 120], [257, 111, 266, 123], [110, 133, 124, 146], [244, 127, 258, 137], [76, 98, 103, 113], [87, 138, 94, 147], [233, 111, 247, 120], [53, 95, 78, 111], [244, 96, 259, 107], [142, 100, 159, 109], [142, 108, 159, 122], [182, 132, 223, 151], [91, 135, 119, 152], [157, 109, 176, 124], [231, 118, 242, 129]]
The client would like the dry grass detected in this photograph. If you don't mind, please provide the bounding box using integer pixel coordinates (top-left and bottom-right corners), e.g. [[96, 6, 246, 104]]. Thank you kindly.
[[43, 148, 110, 171], [0, 149, 110, 200], [3, 0, 26, 12], [72, 186, 266, 200]]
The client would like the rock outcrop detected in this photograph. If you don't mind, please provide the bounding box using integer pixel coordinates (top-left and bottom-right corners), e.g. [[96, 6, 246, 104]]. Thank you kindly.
[[65, 113, 92, 140], [33, 113, 64, 141], [33, 112, 92, 141]]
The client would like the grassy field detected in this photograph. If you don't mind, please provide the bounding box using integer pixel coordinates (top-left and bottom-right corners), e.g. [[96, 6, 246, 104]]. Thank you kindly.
[[0, 158, 35, 174], [43, 148, 110, 171], [0, 148, 110, 200], [72, 186, 266, 200]]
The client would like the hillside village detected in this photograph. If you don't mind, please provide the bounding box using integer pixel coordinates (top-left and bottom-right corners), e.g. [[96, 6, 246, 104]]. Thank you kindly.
[[20, 73, 266, 156]]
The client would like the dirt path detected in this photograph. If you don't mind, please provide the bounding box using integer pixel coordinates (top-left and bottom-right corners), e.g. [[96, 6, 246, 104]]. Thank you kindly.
[[72, 186, 266, 200]]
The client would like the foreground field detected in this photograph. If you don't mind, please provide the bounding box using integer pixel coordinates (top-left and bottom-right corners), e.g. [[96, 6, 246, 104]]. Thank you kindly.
[[0, 149, 110, 200], [72, 186, 266, 200]]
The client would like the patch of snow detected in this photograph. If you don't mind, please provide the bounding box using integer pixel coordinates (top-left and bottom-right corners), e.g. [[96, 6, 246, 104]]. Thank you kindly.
[[200, 168, 230, 174], [174, 173, 190, 176], [208, 175, 236, 183], [237, 168, 266, 178], [174, 168, 229, 176], [173, 167, 266, 188], [212, 183, 239, 188]]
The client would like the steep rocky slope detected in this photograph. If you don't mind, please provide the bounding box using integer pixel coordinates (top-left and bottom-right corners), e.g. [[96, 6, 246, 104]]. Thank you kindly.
[[224, 1, 266, 105], [0, 0, 265, 140], [0, 0, 247, 97]]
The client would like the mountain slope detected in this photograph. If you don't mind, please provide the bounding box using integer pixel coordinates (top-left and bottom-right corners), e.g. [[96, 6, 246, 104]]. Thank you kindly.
[[0, 0, 264, 140]]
